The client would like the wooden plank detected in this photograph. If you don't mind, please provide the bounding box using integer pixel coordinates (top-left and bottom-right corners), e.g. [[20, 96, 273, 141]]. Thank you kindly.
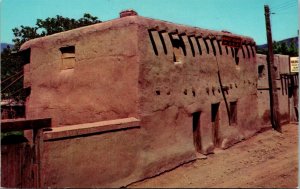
[[43, 117, 140, 141], [1, 118, 51, 133]]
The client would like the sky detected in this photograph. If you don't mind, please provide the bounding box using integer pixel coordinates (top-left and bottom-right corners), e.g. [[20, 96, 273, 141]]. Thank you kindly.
[[0, 0, 299, 45]]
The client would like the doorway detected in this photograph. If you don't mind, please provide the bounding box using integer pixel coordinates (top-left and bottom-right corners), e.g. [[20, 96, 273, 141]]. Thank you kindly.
[[192, 112, 201, 152], [211, 103, 220, 146]]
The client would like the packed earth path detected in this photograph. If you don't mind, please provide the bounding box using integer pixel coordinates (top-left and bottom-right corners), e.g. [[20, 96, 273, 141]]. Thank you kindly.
[[129, 123, 298, 188]]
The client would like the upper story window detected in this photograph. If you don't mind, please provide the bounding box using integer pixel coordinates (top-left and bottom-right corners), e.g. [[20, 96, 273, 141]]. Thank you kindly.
[[169, 34, 185, 64], [59, 46, 75, 70]]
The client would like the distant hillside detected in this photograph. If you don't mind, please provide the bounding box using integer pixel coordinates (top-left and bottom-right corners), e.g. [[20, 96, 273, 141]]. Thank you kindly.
[[257, 37, 298, 49], [1, 43, 14, 52], [257, 36, 298, 56]]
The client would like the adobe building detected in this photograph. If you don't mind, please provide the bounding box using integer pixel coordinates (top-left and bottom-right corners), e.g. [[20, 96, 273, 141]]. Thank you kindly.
[[18, 10, 262, 187], [257, 54, 298, 126]]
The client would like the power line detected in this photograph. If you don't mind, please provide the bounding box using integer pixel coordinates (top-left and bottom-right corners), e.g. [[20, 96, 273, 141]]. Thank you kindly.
[[1, 70, 23, 84], [272, 2, 297, 11], [1, 74, 24, 92], [9, 87, 24, 97], [271, 0, 296, 9]]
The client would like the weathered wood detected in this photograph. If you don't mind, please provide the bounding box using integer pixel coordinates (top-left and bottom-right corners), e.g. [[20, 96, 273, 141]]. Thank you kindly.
[[1, 118, 51, 133], [264, 5, 281, 132], [1, 143, 35, 188]]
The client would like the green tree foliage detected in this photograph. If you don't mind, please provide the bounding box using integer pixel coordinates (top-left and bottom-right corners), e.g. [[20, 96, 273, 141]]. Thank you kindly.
[[257, 39, 299, 56], [12, 13, 101, 50], [288, 39, 298, 56], [1, 13, 101, 101]]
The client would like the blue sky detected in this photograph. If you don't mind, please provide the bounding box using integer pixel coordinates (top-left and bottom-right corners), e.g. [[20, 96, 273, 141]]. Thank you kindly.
[[0, 0, 298, 45]]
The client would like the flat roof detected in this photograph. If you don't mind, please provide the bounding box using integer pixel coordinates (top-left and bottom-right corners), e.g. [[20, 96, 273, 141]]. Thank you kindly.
[[20, 15, 255, 51]]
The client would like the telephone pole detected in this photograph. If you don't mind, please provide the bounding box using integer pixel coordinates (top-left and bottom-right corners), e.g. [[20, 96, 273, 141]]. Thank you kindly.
[[264, 5, 281, 132]]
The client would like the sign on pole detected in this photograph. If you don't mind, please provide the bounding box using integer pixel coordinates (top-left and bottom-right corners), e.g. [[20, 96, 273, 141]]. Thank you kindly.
[[290, 57, 299, 73]]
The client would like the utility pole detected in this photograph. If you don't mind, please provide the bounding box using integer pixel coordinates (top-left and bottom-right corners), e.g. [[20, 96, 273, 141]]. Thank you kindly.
[[264, 5, 281, 132]]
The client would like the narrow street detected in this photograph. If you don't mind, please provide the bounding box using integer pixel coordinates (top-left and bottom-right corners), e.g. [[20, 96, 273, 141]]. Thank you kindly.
[[129, 123, 298, 188]]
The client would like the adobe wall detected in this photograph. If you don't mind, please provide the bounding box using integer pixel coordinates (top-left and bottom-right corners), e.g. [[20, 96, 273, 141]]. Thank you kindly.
[[40, 118, 143, 188], [21, 22, 140, 127], [256, 54, 290, 126], [137, 17, 260, 170]]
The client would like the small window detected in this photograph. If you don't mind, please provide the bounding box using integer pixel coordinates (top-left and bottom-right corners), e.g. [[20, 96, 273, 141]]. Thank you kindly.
[[60, 46, 75, 70], [20, 48, 31, 65], [258, 65, 265, 78], [234, 48, 239, 65], [229, 101, 237, 125], [169, 34, 185, 64]]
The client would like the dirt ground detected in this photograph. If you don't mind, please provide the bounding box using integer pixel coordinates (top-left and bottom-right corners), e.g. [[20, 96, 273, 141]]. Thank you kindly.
[[129, 123, 298, 188]]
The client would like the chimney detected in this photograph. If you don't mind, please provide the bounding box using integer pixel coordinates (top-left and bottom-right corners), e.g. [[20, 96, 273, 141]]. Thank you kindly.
[[119, 9, 138, 18]]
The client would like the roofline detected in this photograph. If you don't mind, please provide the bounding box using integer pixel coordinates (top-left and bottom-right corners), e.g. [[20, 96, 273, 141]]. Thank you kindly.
[[20, 15, 255, 51]]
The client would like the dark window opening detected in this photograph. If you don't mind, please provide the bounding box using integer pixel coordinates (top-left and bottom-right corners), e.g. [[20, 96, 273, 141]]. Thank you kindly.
[[192, 90, 196, 97], [169, 34, 186, 63], [156, 90, 160, 95], [148, 30, 158, 55], [210, 39, 217, 56], [173, 53, 177, 62], [158, 31, 168, 55], [211, 103, 220, 122], [258, 65, 265, 78], [24, 87, 31, 98], [234, 48, 239, 65], [188, 36, 195, 57], [59, 46, 75, 54], [184, 89, 188, 95], [178, 35, 187, 56], [212, 102, 220, 146], [229, 101, 237, 125], [217, 40, 222, 55], [203, 38, 209, 54], [20, 48, 31, 65], [195, 37, 202, 55], [192, 111, 201, 152]]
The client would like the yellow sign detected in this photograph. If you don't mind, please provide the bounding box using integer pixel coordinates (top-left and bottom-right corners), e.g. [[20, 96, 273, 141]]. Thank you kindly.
[[290, 57, 299, 73]]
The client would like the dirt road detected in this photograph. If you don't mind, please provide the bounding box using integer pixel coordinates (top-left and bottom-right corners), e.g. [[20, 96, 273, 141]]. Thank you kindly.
[[129, 123, 298, 188]]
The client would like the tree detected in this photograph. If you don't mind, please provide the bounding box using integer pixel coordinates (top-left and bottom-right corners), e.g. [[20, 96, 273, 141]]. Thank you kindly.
[[273, 41, 280, 54], [288, 38, 298, 56], [256, 39, 299, 56], [278, 42, 289, 55], [12, 13, 101, 50], [1, 13, 101, 102]]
